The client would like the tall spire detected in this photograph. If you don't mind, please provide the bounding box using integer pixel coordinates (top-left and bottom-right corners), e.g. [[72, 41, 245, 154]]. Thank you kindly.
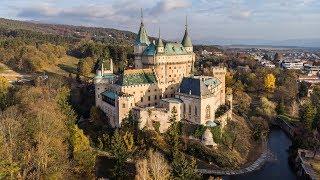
[[135, 8, 150, 46], [182, 15, 192, 47], [157, 27, 164, 48], [140, 8, 144, 25], [185, 15, 188, 31]]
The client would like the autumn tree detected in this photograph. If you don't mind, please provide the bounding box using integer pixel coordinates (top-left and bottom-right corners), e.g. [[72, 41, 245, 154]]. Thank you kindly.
[[78, 57, 94, 77], [70, 125, 96, 178], [264, 73, 276, 92], [257, 97, 276, 118], [135, 150, 171, 180], [0, 76, 10, 110]]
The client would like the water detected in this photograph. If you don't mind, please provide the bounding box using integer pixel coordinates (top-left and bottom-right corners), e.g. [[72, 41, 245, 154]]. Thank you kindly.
[[224, 128, 297, 180]]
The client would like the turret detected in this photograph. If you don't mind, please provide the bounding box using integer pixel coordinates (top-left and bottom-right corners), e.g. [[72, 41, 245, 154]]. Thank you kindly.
[[156, 28, 164, 53], [134, 9, 150, 55], [181, 16, 193, 53]]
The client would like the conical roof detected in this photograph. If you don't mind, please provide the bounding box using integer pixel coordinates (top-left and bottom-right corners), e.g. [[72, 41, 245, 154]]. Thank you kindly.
[[135, 22, 150, 46], [182, 16, 192, 47], [182, 28, 192, 47], [157, 28, 164, 47]]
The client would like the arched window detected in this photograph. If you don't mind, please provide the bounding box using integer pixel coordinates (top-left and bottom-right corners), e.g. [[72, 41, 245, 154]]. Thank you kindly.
[[206, 105, 211, 119], [189, 105, 191, 115], [183, 103, 186, 114]]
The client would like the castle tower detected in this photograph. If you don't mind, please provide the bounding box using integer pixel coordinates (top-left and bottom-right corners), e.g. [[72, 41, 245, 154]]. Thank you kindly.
[[181, 16, 193, 53], [134, 9, 150, 69], [156, 28, 164, 53]]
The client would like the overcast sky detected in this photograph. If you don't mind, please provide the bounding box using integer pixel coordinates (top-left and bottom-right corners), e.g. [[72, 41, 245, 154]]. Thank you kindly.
[[1, 0, 320, 43]]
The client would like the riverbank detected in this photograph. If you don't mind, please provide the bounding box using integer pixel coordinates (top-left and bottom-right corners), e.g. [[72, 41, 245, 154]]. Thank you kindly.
[[224, 128, 297, 180]]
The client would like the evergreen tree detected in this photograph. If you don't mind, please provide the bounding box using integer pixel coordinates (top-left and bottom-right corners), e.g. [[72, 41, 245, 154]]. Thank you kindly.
[[171, 151, 199, 180], [110, 130, 131, 178], [276, 99, 286, 115], [300, 102, 316, 131]]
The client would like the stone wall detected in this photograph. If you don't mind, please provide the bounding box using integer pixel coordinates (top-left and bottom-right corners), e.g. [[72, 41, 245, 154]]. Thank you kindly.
[[215, 109, 232, 129]]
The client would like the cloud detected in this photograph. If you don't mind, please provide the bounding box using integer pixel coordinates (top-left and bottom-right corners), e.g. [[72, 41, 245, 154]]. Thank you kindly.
[[229, 10, 252, 20], [149, 0, 191, 16]]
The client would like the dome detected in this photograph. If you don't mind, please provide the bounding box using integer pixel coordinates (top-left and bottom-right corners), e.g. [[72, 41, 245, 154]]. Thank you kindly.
[[206, 120, 217, 127]]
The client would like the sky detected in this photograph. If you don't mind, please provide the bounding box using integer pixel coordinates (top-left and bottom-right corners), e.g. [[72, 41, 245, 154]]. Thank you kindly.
[[0, 0, 320, 44]]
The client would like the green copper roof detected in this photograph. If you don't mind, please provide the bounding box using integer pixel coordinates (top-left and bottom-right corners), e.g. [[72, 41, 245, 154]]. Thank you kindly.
[[143, 43, 156, 56], [182, 28, 192, 47], [115, 69, 157, 86], [164, 43, 188, 55], [135, 22, 150, 46], [102, 91, 117, 100]]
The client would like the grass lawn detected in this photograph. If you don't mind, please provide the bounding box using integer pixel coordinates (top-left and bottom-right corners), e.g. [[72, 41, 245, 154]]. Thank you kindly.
[[44, 56, 79, 76]]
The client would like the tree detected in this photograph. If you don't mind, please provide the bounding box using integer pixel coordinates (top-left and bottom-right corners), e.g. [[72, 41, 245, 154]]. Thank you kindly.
[[90, 106, 104, 123], [274, 52, 282, 62], [171, 151, 199, 180], [311, 86, 320, 109], [136, 150, 171, 180], [257, 97, 276, 118], [78, 57, 94, 77], [264, 73, 276, 92], [233, 90, 252, 116], [70, 125, 96, 177], [299, 81, 309, 98], [300, 102, 316, 131], [0, 76, 10, 110], [276, 99, 286, 115], [148, 150, 171, 180], [110, 130, 131, 178]]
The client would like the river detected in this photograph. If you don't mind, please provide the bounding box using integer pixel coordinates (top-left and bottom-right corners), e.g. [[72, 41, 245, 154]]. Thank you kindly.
[[224, 127, 297, 180]]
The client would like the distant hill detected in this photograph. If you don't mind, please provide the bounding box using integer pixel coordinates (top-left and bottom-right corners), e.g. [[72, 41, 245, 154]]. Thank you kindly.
[[0, 18, 138, 45], [194, 37, 320, 48]]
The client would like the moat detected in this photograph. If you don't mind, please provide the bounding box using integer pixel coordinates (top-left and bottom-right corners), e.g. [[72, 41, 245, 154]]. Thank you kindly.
[[225, 128, 297, 180]]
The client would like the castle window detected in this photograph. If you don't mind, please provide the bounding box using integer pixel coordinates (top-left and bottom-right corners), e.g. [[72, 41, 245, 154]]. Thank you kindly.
[[155, 95, 157, 100], [206, 105, 211, 119], [189, 105, 192, 115], [122, 104, 126, 108], [165, 95, 167, 98], [141, 97, 143, 102], [148, 96, 151, 101], [183, 104, 186, 113], [148, 90, 150, 92]]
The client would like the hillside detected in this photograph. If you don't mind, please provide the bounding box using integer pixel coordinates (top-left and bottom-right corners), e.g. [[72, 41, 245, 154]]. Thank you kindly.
[[0, 18, 137, 45]]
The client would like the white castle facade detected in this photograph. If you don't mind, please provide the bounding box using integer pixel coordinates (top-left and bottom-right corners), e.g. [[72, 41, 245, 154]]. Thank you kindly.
[[94, 16, 232, 132]]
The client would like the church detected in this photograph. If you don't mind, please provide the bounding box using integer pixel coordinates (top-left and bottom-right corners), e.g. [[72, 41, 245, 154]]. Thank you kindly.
[[94, 14, 232, 132]]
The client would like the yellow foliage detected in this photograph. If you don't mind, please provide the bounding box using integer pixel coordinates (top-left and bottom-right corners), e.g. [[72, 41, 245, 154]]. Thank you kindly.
[[264, 73, 276, 92], [0, 76, 9, 95]]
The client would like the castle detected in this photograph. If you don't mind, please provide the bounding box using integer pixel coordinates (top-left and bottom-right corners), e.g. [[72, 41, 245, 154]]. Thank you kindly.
[[94, 15, 232, 132]]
